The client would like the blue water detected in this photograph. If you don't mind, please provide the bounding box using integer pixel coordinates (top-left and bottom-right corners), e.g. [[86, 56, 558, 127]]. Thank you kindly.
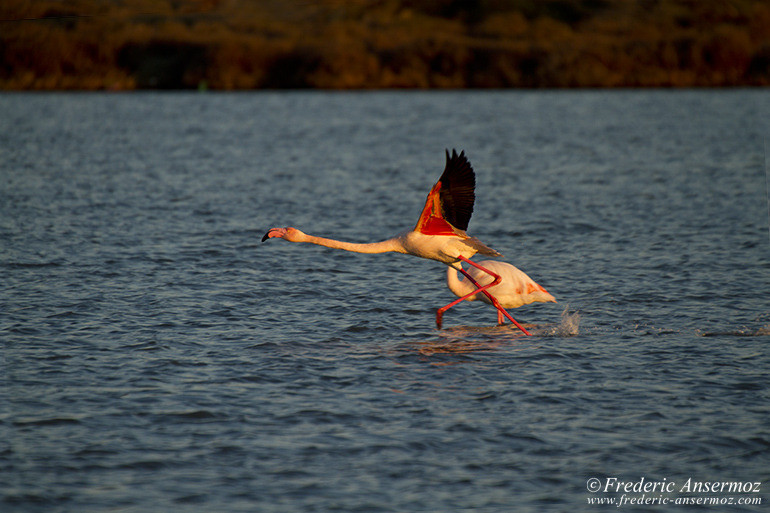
[[2, 91, 769, 512]]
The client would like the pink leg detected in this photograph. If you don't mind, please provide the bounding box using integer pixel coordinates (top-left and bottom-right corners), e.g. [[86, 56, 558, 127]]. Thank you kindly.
[[437, 256, 531, 336], [436, 258, 501, 329], [459, 260, 531, 335]]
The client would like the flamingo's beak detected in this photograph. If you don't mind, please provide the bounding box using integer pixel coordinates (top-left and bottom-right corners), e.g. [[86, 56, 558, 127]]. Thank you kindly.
[[261, 231, 271, 242]]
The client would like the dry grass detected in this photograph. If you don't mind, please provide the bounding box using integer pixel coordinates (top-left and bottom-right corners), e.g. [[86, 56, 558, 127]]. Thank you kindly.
[[1, 0, 768, 89]]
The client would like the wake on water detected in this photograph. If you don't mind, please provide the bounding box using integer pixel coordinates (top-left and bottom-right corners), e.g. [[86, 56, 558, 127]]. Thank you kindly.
[[432, 305, 767, 341], [699, 324, 770, 337]]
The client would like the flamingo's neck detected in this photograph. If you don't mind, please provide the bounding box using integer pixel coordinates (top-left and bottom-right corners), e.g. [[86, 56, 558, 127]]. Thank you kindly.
[[300, 233, 406, 255]]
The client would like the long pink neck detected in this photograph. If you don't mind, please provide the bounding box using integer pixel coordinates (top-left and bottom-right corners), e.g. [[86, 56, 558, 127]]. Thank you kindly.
[[300, 234, 405, 255]]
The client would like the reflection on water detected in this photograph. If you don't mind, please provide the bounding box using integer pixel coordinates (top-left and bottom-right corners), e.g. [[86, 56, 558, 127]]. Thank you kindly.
[[417, 326, 529, 357], [412, 308, 581, 358]]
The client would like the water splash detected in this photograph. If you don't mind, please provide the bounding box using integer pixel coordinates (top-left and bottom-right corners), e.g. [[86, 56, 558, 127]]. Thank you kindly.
[[554, 306, 581, 337], [519, 306, 581, 337]]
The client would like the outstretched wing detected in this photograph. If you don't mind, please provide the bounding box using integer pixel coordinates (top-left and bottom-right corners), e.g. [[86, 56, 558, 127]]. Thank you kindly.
[[415, 149, 476, 235], [438, 149, 475, 231]]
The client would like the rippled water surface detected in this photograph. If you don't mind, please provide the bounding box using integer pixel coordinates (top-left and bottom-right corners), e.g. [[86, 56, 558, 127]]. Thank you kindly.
[[2, 91, 769, 512]]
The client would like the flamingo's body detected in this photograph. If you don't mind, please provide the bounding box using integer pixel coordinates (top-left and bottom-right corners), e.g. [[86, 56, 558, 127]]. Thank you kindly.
[[262, 149, 548, 334], [446, 260, 556, 325]]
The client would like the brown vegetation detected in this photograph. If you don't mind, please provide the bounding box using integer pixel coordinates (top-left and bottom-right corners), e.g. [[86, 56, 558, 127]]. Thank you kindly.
[[1, 0, 768, 89]]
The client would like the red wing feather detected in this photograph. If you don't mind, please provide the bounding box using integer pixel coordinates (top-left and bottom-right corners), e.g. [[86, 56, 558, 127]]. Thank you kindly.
[[415, 149, 476, 235], [415, 183, 457, 235]]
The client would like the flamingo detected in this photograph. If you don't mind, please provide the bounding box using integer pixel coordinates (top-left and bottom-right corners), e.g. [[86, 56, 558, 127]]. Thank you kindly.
[[441, 260, 556, 327], [262, 149, 533, 335]]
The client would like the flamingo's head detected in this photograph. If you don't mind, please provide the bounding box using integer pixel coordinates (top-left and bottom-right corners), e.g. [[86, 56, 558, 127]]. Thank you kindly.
[[261, 226, 305, 243]]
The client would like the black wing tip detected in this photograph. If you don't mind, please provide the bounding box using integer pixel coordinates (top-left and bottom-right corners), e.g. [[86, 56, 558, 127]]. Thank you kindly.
[[442, 148, 473, 178], [439, 148, 476, 231], [445, 148, 467, 164]]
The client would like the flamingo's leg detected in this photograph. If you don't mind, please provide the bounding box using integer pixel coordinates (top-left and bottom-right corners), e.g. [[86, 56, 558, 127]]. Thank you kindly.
[[439, 256, 532, 336], [436, 260, 502, 329], [459, 269, 506, 325], [459, 264, 530, 334]]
